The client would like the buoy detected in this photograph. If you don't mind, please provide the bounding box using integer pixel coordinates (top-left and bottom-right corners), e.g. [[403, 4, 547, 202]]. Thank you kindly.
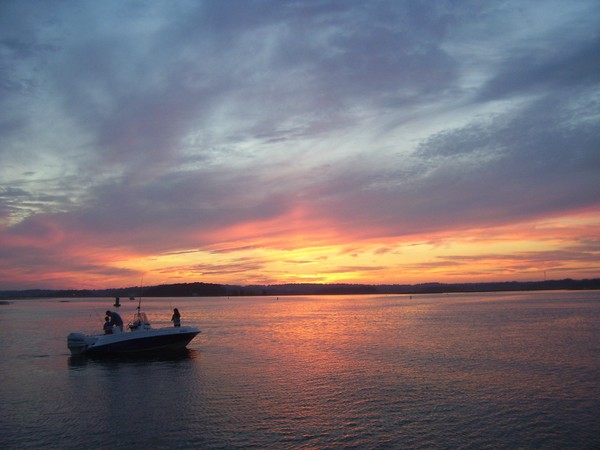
[[114, 297, 121, 307]]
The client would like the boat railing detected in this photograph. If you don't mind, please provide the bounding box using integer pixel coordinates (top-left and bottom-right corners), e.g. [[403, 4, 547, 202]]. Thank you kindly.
[[128, 311, 152, 331]]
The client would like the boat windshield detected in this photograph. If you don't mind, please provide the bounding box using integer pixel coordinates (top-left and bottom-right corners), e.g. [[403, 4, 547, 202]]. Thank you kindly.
[[130, 311, 151, 330]]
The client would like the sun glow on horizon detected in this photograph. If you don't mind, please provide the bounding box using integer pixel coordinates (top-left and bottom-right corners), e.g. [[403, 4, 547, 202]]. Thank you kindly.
[[45, 209, 595, 291]]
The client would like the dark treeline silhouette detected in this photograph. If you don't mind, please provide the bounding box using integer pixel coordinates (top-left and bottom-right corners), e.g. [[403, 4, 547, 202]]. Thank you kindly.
[[1, 278, 599, 299]]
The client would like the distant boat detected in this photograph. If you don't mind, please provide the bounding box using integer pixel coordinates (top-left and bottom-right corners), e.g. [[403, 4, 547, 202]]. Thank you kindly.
[[67, 306, 200, 356]]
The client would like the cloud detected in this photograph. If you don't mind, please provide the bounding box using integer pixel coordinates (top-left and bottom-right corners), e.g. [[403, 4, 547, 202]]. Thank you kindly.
[[0, 0, 599, 288], [478, 28, 600, 102]]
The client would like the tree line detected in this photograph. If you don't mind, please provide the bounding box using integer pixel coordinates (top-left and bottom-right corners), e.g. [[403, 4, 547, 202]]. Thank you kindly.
[[2, 278, 599, 299]]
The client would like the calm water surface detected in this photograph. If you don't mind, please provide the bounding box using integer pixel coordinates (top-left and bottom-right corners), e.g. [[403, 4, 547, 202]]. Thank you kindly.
[[0, 291, 599, 449]]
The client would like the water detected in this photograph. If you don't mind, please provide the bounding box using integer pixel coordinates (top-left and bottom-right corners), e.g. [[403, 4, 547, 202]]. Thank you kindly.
[[1, 291, 599, 449]]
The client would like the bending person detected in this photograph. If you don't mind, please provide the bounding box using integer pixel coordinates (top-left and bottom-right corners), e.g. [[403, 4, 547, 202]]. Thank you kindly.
[[106, 310, 124, 332]]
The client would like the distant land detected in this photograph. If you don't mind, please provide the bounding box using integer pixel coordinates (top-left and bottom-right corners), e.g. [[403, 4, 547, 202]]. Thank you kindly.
[[1, 278, 599, 300]]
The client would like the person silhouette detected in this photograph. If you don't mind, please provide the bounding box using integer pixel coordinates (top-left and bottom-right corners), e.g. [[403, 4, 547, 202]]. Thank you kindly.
[[103, 316, 113, 334], [171, 308, 181, 327], [106, 310, 123, 332]]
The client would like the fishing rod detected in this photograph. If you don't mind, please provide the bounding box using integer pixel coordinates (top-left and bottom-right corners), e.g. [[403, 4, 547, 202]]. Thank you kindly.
[[90, 308, 104, 324], [138, 275, 144, 312]]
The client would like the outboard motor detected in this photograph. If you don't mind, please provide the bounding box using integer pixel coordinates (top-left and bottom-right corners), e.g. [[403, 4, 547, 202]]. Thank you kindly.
[[67, 332, 88, 355]]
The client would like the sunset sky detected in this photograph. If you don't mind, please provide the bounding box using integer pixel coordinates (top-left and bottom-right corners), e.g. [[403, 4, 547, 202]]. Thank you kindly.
[[1, 0, 599, 290]]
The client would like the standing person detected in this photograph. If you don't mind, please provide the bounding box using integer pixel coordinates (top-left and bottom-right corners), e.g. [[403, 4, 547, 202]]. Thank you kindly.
[[106, 310, 123, 332], [103, 316, 113, 334], [171, 308, 181, 327]]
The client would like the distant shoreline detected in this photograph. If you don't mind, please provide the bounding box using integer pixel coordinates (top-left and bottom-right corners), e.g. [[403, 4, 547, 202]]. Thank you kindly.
[[1, 278, 599, 300]]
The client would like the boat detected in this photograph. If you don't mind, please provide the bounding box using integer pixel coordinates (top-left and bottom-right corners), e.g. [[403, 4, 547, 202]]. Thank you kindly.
[[67, 306, 200, 356]]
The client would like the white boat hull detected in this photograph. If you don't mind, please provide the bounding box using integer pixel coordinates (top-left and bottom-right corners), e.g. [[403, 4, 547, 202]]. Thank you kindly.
[[68, 326, 200, 356]]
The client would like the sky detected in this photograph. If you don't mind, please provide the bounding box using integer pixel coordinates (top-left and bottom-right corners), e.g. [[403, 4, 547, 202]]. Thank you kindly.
[[1, 0, 599, 290]]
